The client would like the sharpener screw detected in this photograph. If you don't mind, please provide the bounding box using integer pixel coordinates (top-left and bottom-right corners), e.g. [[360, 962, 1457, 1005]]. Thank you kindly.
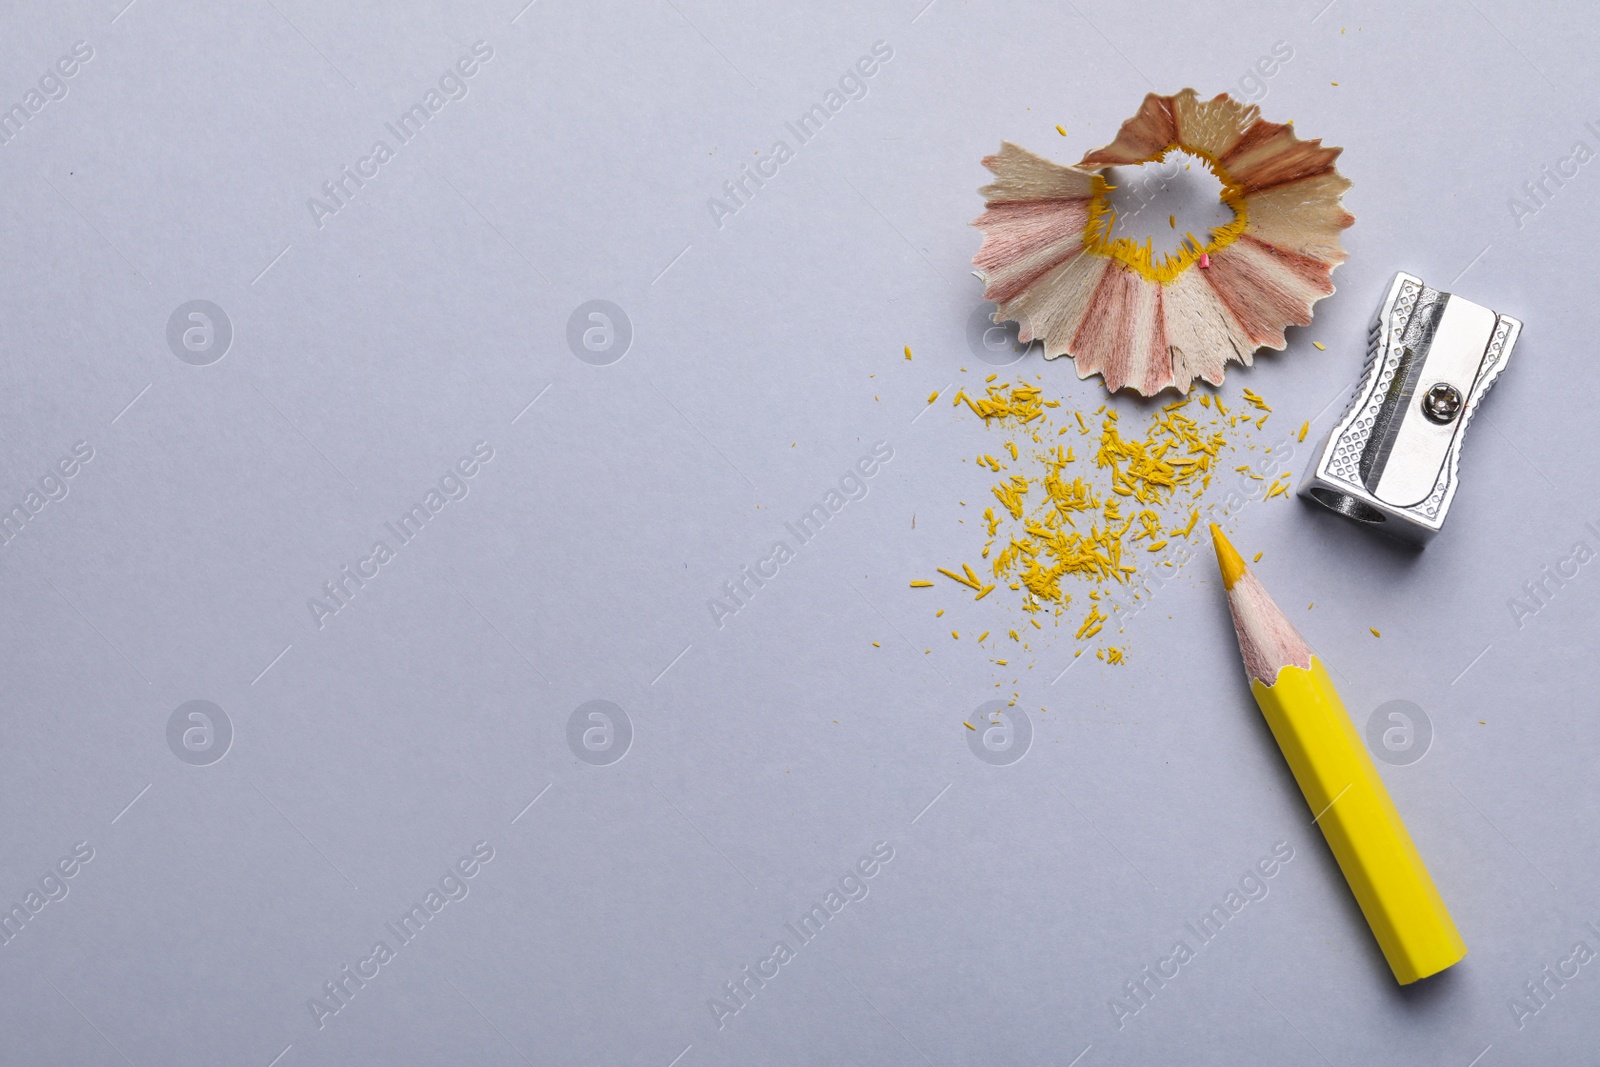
[[1421, 382, 1462, 424]]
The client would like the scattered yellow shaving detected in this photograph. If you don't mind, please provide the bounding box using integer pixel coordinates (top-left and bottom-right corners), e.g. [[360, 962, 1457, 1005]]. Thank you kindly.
[[927, 376, 1274, 662], [1075, 605, 1107, 639], [936, 566, 979, 589]]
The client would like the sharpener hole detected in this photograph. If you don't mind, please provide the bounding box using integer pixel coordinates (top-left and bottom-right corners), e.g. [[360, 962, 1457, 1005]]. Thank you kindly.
[[1309, 488, 1387, 524]]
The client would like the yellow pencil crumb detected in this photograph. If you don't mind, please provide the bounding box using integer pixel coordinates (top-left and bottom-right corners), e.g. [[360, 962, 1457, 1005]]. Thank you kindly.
[[952, 631, 960, 639], [926, 390, 939, 404], [1298, 420, 1309, 442], [872, 641, 880, 647], [910, 580, 933, 588], [1312, 341, 1326, 350], [1075, 605, 1106, 640], [916, 384, 1276, 661], [937, 567, 981, 590], [964, 721, 976, 730], [1253, 551, 1262, 562], [1370, 627, 1381, 638], [935, 609, 944, 617], [977, 631, 989, 641], [1055, 124, 1067, 136]]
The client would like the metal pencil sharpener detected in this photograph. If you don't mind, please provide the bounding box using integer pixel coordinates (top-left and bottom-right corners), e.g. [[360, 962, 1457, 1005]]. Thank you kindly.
[[1300, 271, 1522, 545]]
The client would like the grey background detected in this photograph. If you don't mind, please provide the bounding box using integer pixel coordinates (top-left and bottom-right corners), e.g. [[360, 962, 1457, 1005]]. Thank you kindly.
[[1, 0, 1595, 1063]]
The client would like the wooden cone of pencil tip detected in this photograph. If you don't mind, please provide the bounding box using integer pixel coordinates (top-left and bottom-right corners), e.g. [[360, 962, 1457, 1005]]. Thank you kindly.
[[1210, 523, 1315, 683], [971, 89, 1352, 396], [1209, 525, 1467, 985]]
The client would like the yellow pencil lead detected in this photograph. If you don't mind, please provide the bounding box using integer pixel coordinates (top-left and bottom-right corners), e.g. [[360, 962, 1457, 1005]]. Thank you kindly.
[[1210, 524, 1247, 590]]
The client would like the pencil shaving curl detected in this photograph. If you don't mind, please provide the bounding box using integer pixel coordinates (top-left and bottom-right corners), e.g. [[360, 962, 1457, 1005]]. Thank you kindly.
[[971, 89, 1354, 396]]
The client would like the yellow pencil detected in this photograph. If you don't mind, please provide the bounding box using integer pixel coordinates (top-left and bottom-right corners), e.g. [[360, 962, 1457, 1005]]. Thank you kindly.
[[1210, 525, 1466, 984]]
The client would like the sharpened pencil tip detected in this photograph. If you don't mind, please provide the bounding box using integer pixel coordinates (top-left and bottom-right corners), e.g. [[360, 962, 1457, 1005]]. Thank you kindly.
[[1210, 524, 1246, 590]]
